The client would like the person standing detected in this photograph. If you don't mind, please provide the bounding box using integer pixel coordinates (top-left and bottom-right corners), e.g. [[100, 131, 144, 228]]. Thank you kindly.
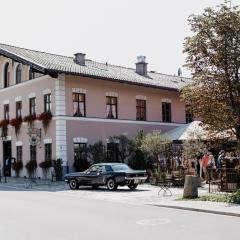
[[201, 153, 210, 179], [217, 150, 225, 169]]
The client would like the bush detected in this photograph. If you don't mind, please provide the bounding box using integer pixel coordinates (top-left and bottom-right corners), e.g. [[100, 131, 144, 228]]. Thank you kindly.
[[88, 141, 107, 163], [39, 160, 52, 169], [25, 160, 37, 178], [39, 160, 52, 179], [74, 158, 91, 172], [229, 189, 240, 204], [53, 159, 62, 181], [128, 150, 147, 170], [12, 161, 23, 177]]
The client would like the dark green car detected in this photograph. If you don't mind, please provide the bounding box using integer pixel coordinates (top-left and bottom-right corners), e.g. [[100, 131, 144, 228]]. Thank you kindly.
[[65, 163, 147, 191]]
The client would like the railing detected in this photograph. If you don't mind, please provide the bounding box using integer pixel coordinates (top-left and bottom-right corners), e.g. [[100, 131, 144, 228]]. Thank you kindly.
[[208, 168, 240, 193]]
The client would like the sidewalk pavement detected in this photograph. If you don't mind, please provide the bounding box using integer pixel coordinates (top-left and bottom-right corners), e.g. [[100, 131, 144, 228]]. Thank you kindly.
[[0, 177, 240, 216]]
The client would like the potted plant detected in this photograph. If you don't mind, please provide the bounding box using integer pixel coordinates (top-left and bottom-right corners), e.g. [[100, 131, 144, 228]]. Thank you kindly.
[[38, 112, 52, 131], [23, 115, 36, 126], [53, 159, 63, 181], [10, 117, 22, 136], [0, 119, 9, 138], [25, 160, 37, 178], [12, 160, 23, 177], [39, 160, 52, 179]]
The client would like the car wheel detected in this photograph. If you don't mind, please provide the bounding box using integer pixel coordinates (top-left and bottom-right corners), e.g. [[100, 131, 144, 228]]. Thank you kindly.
[[128, 182, 138, 190], [69, 179, 79, 190], [107, 178, 117, 191]]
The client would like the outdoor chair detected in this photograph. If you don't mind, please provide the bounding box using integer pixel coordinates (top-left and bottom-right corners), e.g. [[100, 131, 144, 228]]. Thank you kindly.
[[156, 174, 173, 197]]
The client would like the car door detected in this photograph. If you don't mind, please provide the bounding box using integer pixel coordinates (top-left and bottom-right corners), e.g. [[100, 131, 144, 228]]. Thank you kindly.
[[84, 165, 101, 185]]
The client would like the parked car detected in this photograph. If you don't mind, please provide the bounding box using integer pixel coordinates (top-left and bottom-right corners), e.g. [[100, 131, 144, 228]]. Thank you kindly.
[[65, 163, 147, 190]]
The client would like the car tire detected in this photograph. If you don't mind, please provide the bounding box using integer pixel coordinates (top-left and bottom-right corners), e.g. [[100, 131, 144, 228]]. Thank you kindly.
[[128, 182, 138, 190], [106, 178, 118, 191], [69, 179, 79, 190]]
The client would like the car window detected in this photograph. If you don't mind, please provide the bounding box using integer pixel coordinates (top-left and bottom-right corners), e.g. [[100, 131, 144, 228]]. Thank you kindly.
[[89, 165, 105, 172], [104, 165, 113, 172], [111, 164, 132, 171]]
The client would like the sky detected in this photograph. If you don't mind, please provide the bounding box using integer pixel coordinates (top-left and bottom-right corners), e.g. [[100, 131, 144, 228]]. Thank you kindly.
[[0, 0, 239, 77]]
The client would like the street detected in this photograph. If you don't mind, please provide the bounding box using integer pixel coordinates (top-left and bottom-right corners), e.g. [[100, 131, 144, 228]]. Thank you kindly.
[[0, 185, 239, 240]]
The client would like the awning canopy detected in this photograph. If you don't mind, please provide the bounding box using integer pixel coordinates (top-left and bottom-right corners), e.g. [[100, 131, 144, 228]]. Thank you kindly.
[[166, 121, 235, 141]]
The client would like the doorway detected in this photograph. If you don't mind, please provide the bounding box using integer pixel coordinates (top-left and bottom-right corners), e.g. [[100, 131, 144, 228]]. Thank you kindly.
[[3, 141, 12, 177]]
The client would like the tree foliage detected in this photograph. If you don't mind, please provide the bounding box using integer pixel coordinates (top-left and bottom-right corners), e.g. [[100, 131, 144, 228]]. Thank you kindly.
[[108, 134, 134, 163], [88, 141, 107, 163], [128, 130, 147, 170], [181, 2, 240, 142], [140, 130, 171, 162]]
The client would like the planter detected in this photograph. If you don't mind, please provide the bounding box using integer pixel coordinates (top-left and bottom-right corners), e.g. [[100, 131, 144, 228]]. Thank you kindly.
[[38, 112, 52, 131], [10, 117, 22, 136], [12, 161, 23, 177], [0, 119, 9, 138], [23, 115, 36, 126], [25, 160, 37, 178], [39, 160, 52, 179]]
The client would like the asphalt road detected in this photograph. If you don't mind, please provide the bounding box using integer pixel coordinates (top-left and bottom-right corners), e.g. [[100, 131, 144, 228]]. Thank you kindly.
[[0, 185, 239, 240]]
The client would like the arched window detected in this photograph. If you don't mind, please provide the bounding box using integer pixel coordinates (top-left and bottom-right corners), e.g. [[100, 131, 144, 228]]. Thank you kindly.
[[16, 64, 22, 84], [3, 62, 10, 88]]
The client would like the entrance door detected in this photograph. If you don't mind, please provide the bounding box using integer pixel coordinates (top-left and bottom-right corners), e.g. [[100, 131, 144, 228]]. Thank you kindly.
[[3, 141, 12, 177]]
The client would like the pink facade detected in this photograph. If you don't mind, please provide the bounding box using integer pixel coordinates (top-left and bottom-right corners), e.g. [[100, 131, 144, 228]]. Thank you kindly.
[[0, 46, 189, 177]]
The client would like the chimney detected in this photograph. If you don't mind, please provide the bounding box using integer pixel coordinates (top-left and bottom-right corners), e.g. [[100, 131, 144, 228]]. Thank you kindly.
[[74, 53, 86, 66], [178, 68, 182, 77], [136, 55, 148, 76]]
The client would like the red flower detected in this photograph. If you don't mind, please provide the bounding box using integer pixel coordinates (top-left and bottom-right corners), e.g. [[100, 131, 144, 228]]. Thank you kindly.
[[10, 117, 22, 127], [0, 119, 9, 127], [38, 112, 52, 122], [23, 115, 36, 123]]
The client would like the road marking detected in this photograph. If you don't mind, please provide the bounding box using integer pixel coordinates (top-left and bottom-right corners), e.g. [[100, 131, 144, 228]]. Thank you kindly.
[[136, 218, 171, 226]]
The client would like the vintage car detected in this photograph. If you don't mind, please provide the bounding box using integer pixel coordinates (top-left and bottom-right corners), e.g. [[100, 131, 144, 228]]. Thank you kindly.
[[65, 163, 147, 190]]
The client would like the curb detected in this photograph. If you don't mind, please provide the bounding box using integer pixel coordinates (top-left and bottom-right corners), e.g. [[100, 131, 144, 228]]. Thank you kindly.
[[148, 204, 240, 218]]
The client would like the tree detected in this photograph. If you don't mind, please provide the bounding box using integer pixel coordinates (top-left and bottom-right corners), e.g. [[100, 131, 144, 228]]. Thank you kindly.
[[181, 2, 240, 146], [109, 134, 134, 163], [128, 130, 147, 170], [140, 130, 171, 164], [182, 133, 208, 160], [88, 141, 107, 163]]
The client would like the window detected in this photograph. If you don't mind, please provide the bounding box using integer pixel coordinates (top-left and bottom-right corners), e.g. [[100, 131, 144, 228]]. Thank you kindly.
[[88, 165, 105, 173], [16, 101, 22, 118], [16, 146, 22, 162], [136, 99, 146, 121], [29, 97, 36, 116], [29, 67, 35, 80], [4, 104, 9, 120], [4, 62, 10, 88], [44, 94, 51, 112], [107, 142, 119, 162], [74, 143, 87, 160], [73, 93, 86, 117], [30, 145, 36, 161], [162, 102, 172, 123], [186, 109, 193, 123], [29, 67, 43, 80], [16, 64, 22, 84], [106, 96, 118, 119], [45, 143, 52, 161]]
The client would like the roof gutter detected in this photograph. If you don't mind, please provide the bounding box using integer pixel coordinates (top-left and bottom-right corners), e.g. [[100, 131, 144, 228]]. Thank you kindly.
[[47, 69, 180, 93]]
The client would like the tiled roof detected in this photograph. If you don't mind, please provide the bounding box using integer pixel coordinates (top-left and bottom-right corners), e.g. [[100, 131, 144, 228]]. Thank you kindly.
[[0, 43, 191, 91]]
